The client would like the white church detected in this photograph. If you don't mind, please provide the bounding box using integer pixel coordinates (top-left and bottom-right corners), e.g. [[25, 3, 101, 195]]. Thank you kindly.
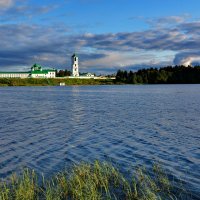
[[71, 53, 79, 77], [70, 53, 95, 78]]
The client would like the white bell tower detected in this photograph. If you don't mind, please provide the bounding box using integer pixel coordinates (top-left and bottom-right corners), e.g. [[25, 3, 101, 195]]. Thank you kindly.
[[71, 53, 79, 77]]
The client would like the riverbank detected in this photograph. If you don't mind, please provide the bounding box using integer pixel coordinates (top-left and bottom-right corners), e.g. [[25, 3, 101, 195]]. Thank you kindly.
[[0, 161, 190, 200], [0, 78, 115, 86]]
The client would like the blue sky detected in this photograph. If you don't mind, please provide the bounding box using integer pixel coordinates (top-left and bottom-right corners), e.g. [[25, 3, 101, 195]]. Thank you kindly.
[[1, 0, 200, 74]]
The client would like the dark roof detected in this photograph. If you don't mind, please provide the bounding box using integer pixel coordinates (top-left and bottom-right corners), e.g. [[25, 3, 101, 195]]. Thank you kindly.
[[72, 53, 78, 57]]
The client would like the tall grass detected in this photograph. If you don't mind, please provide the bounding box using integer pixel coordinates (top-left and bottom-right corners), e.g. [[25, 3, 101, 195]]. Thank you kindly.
[[0, 161, 189, 200]]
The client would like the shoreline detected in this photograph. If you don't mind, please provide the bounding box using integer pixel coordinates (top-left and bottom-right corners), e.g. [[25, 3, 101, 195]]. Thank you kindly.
[[0, 78, 116, 87], [1, 78, 200, 87]]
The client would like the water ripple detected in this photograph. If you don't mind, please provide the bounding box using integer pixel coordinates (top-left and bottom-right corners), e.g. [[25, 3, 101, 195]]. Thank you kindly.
[[0, 85, 200, 195]]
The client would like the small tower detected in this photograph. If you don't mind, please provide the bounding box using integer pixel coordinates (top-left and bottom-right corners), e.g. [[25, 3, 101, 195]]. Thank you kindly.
[[71, 53, 79, 77]]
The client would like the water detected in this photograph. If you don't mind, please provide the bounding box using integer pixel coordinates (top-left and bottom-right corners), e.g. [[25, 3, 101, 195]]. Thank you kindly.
[[0, 85, 200, 196]]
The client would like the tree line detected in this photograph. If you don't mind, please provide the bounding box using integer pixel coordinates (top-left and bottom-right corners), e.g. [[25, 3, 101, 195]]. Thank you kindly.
[[56, 70, 71, 77], [116, 65, 200, 84]]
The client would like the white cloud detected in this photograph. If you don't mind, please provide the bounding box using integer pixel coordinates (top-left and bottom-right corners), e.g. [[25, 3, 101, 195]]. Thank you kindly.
[[0, 0, 13, 9], [174, 51, 200, 66], [1, 15, 200, 73], [81, 50, 174, 71]]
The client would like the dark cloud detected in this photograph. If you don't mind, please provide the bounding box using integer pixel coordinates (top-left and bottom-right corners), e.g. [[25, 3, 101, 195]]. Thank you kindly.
[[78, 53, 107, 61], [75, 27, 199, 52], [83, 62, 172, 75], [178, 21, 200, 34], [0, 24, 70, 68], [1, 16, 200, 73], [174, 51, 200, 66]]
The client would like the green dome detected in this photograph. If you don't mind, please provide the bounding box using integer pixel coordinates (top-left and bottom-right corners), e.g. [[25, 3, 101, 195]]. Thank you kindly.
[[31, 63, 42, 71]]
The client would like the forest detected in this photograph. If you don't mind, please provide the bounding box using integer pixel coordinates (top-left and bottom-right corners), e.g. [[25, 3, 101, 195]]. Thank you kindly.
[[116, 65, 200, 84]]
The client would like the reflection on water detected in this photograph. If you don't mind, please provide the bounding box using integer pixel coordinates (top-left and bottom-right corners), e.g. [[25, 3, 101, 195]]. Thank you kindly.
[[0, 85, 200, 196], [70, 86, 85, 125]]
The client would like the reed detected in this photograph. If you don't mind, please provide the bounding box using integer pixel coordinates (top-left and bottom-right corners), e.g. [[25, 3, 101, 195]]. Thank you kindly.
[[0, 161, 188, 200]]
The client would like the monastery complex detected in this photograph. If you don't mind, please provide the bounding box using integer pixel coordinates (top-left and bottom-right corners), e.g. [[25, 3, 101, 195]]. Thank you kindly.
[[0, 54, 95, 79]]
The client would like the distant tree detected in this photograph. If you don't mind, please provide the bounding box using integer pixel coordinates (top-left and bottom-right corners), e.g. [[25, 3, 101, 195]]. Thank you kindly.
[[132, 74, 137, 84], [136, 75, 143, 83], [116, 70, 125, 82], [115, 65, 200, 84], [56, 70, 71, 77], [64, 70, 71, 76]]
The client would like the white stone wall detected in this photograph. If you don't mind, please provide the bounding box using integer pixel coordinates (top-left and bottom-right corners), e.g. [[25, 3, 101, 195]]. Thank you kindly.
[[31, 71, 56, 78], [0, 72, 56, 78], [48, 71, 56, 78], [0, 73, 29, 78]]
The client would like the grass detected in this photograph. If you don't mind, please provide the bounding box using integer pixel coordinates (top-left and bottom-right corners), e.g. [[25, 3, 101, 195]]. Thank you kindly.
[[0, 161, 190, 200], [0, 78, 115, 86]]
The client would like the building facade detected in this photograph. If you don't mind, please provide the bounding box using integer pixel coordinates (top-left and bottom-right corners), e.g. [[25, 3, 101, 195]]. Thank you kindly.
[[0, 64, 56, 78], [71, 53, 79, 77], [30, 64, 56, 78], [0, 72, 29, 78]]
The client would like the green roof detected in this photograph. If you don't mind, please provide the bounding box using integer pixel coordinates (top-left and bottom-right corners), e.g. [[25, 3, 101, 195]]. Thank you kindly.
[[0, 70, 55, 74], [0, 64, 55, 75], [33, 64, 42, 68], [31, 70, 55, 74], [31, 64, 42, 70]]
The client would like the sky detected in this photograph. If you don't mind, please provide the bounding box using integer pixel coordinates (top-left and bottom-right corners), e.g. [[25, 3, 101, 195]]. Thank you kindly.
[[1, 0, 200, 74]]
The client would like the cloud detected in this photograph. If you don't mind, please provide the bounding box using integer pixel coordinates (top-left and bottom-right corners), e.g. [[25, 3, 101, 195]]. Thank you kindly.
[[146, 15, 190, 27], [174, 51, 200, 66], [0, 24, 72, 70], [178, 21, 200, 34], [0, 0, 13, 9], [80, 49, 173, 74], [0, 22, 176, 72], [81, 29, 185, 51], [0, 1, 65, 23], [1, 15, 200, 73]]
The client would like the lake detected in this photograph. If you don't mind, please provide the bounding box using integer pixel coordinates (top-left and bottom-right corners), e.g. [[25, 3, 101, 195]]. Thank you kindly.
[[0, 85, 199, 197]]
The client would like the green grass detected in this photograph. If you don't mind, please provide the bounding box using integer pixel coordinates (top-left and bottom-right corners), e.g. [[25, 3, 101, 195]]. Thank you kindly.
[[0, 78, 115, 86], [0, 161, 190, 200]]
